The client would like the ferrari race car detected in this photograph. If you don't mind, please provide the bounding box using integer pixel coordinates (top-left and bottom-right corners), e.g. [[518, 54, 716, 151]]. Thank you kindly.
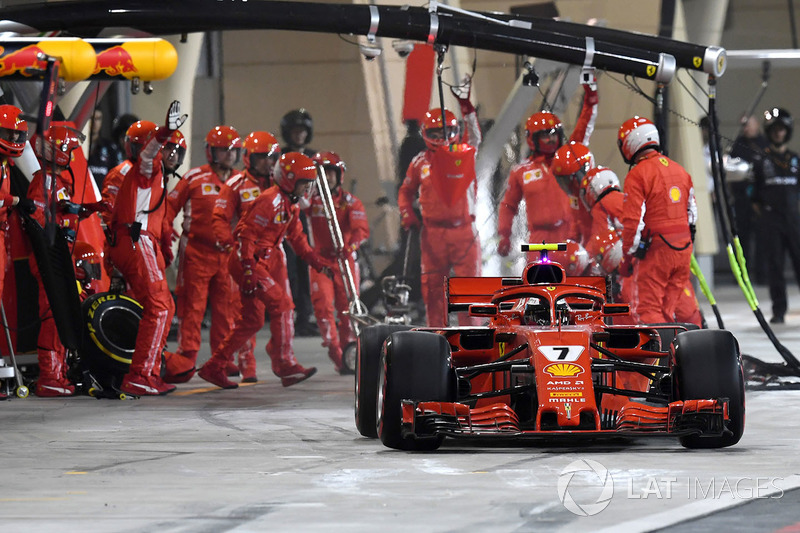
[[355, 244, 745, 451]]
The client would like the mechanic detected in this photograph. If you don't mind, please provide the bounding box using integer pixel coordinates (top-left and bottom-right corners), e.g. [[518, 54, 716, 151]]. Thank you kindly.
[[397, 84, 481, 327], [280, 108, 318, 337], [26, 125, 86, 396], [617, 116, 698, 325], [87, 113, 138, 187], [751, 107, 800, 324], [164, 125, 241, 382], [107, 101, 187, 396], [497, 84, 598, 257], [99, 120, 157, 227], [0, 105, 32, 399], [551, 141, 596, 246], [306, 151, 369, 373], [210, 130, 281, 382], [198, 152, 333, 389]]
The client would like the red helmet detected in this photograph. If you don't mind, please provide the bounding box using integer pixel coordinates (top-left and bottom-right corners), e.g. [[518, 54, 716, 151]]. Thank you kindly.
[[161, 129, 187, 172], [242, 131, 280, 172], [551, 142, 594, 197], [313, 151, 346, 188], [0, 104, 27, 158], [421, 108, 459, 150], [588, 230, 623, 275], [581, 167, 620, 210], [618, 116, 660, 164], [34, 125, 83, 167], [273, 152, 317, 203], [205, 125, 242, 165], [73, 240, 101, 280], [525, 112, 565, 155], [549, 240, 590, 276], [125, 120, 158, 161]]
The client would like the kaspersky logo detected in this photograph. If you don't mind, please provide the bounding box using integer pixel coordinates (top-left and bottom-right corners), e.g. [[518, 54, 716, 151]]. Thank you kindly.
[[543, 363, 584, 377]]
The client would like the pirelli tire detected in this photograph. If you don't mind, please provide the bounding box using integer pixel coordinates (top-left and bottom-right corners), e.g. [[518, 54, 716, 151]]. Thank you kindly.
[[355, 324, 413, 438], [673, 329, 745, 449], [81, 292, 142, 376], [377, 331, 456, 451]]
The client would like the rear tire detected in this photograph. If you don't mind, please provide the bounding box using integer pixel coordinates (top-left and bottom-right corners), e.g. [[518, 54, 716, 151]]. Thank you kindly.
[[377, 331, 455, 451], [355, 324, 413, 437], [673, 329, 745, 448]]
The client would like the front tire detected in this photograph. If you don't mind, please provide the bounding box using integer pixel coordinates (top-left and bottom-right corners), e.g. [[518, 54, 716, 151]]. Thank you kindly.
[[673, 329, 745, 448], [355, 324, 413, 438], [377, 331, 455, 451]]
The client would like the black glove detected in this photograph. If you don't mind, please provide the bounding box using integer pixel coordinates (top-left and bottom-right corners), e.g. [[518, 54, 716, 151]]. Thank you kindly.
[[15, 197, 36, 215]]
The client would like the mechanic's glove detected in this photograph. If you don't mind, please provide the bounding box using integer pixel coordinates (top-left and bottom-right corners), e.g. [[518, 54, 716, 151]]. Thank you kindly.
[[450, 75, 475, 116], [583, 83, 599, 107], [498, 235, 511, 257], [400, 209, 421, 230], [80, 201, 112, 216], [61, 226, 77, 243], [306, 252, 335, 274], [14, 197, 36, 215], [618, 255, 635, 278], [240, 259, 258, 296], [58, 199, 81, 215], [165, 100, 188, 132]]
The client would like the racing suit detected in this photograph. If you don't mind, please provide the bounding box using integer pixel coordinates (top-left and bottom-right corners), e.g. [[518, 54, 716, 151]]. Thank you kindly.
[[306, 187, 369, 371], [595, 188, 702, 327], [166, 164, 234, 372], [751, 146, 800, 322], [27, 168, 79, 394], [621, 151, 697, 325], [209, 170, 266, 380], [100, 159, 133, 226], [107, 131, 176, 395], [498, 89, 597, 248], [398, 110, 482, 327], [202, 184, 325, 386]]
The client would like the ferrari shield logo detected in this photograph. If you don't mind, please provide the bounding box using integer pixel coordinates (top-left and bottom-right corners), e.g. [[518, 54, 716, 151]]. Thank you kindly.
[[523, 169, 543, 184], [659, 157, 670, 167], [646, 65, 656, 77], [693, 56, 702, 68]]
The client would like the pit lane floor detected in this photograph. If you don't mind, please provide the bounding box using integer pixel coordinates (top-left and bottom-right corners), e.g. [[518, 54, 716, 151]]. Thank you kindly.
[[2, 283, 800, 533]]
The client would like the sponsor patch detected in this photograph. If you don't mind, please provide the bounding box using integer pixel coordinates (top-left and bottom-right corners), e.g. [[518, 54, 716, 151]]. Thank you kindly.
[[543, 362, 584, 377]]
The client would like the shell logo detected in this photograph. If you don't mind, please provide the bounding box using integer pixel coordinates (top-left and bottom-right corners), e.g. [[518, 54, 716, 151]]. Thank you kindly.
[[543, 363, 584, 377], [669, 185, 681, 203]]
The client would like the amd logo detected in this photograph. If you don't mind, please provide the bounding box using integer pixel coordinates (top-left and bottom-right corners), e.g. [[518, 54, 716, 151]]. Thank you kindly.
[[548, 380, 584, 385]]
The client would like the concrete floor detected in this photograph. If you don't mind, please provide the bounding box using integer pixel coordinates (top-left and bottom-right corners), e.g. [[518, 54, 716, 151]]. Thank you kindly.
[[2, 282, 800, 532]]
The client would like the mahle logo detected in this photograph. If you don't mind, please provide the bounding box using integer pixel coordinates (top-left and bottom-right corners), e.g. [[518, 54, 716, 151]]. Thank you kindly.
[[557, 459, 614, 516]]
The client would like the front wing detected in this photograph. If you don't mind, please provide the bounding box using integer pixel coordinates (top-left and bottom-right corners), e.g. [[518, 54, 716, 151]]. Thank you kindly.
[[401, 399, 730, 441]]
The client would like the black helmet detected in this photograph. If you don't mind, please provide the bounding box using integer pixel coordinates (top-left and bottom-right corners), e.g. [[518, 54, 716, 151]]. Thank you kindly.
[[111, 113, 139, 143], [280, 108, 313, 146], [764, 107, 793, 144]]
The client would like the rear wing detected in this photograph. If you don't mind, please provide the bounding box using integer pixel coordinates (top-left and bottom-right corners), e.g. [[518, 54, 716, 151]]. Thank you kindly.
[[447, 275, 607, 313]]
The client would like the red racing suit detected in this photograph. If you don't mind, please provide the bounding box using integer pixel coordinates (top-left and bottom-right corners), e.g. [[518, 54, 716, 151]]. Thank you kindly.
[[0, 162, 14, 316], [100, 160, 133, 226], [166, 164, 234, 367], [27, 167, 79, 383], [209, 170, 267, 378], [208, 185, 319, 376], [107, 133, 175, 380], [621, 151, 698, 325], [306, 187, 369, 365], [499, 91, 597, 247], [398, 110, 482, 327]]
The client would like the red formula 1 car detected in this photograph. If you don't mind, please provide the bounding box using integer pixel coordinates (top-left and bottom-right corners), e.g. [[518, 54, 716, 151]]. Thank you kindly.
[[355, 244, 745, 451]]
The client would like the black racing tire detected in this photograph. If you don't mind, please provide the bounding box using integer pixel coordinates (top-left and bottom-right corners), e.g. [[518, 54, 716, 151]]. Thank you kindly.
[[673, 329, 745, 449], [377, 331, 455, 451], [355, 324, 413, 438], [648, 322, 700, 352], [81, 292, 142, 376]]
